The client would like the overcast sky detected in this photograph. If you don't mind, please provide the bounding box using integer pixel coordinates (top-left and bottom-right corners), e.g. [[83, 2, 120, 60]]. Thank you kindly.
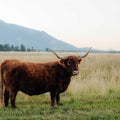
[[0, 0, 120, 50]]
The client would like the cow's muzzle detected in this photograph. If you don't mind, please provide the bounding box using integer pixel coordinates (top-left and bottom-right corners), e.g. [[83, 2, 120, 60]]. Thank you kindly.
[[72, 71, 79, 76]]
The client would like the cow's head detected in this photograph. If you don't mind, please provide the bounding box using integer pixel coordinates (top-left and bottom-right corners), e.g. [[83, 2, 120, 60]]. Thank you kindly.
[[50, 47, 91, 76]]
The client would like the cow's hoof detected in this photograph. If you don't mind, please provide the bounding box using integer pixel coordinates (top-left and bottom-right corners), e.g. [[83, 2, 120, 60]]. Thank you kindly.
[[12, 106, 16, 109]]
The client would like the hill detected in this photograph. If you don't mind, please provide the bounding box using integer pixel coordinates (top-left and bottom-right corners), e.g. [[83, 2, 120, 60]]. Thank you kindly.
[[0, 20, 77, 50]]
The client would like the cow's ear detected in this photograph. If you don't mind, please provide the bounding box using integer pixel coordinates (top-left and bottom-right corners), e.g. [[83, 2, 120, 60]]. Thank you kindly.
[[78, 59, 82, 64], [59, 59, 66, 67], [59, 59, 65, 64]]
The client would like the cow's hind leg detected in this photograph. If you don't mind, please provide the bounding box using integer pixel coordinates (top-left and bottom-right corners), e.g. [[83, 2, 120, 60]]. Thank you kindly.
[[56, 93, 60, 105], [4, 89, 9, 107], [9, 90, 18, 108]]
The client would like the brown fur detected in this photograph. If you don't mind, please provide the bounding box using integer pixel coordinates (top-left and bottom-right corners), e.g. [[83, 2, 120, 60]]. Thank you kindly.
[[0, 56, 82, 108]]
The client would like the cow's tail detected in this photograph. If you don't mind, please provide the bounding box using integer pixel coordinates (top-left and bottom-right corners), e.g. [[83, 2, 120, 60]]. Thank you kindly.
[[0, 66, 3, 106]]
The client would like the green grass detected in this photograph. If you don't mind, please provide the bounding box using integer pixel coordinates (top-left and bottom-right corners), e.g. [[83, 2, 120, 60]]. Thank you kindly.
[[0, 92, 120, 120]]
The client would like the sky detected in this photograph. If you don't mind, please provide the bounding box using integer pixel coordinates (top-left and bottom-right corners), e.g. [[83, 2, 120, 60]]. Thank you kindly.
[[0, 0, 120, 50]]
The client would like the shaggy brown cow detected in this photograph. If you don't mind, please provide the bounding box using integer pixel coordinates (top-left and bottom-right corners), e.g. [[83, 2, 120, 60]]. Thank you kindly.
[[0, 48, 91, 108]]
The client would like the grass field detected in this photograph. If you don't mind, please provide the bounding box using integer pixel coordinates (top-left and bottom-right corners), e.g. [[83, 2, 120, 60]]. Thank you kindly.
[[0, 52, 120, 120]]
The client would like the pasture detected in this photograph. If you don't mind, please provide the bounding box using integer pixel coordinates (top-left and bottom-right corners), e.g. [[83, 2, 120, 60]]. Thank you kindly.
[[0, 52, 120, 120]]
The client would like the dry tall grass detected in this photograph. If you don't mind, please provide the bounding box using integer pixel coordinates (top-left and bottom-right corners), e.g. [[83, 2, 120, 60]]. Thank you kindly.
[[0, 52, 120, 99], [68, 53, 120, 98]]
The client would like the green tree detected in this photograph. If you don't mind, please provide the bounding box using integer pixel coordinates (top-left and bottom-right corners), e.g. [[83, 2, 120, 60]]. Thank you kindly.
[[11, 45, 14, 51], [45, 48, 50, 52], [27, 48, 31, 52], [4, 44, 11, 51], [20, 44, 25, 51], [0, 44, 3, 51], [14, 46, 19, 51]]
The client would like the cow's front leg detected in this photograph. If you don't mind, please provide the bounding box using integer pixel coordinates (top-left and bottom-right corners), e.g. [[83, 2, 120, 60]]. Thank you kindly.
[[50, 91, 56, 107], [56, 93, 60, 105]]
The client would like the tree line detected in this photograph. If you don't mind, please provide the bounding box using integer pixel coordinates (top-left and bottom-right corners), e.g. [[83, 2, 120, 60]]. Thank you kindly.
[[0, 44, 120, 53], [0, 44, 35, 52]]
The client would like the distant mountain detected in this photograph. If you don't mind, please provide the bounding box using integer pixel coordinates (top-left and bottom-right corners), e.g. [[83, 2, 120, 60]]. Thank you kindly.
[[107, 49, 116, 52], [0, 20, 77, 50]]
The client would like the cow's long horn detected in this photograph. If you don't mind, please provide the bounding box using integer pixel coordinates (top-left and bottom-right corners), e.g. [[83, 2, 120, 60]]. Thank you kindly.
[[78, 47, 92, 58], [50, 49, 64, 59]]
